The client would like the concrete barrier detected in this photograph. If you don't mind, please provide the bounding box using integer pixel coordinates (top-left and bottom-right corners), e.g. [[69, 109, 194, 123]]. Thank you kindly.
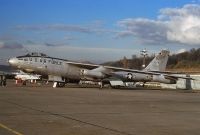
[[161, 74, 200, 90]]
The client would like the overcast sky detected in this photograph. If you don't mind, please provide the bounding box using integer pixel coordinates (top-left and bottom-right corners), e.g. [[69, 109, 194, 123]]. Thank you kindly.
[[1, 0, 200, 64]]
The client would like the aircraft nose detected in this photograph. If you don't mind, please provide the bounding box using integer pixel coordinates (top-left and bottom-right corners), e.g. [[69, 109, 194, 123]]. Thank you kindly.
[[8, 58, 18, 66]]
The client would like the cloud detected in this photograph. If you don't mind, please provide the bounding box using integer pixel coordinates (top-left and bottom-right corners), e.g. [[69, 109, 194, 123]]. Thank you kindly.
[[117, 18, 168, 44], [15, 24, 92, 33], [0, 42, 24, 49], [0, 34, 15, 41], [25, 40, 36, 44], [176, 48, 187, 54], [117, 4, 200, 46], [115, 30, 134, 38], [63, 36, 75, 41], [44, 43, 57, 47], [24, 44, 138, 63], [44, 42, 68, 47], [15, 23, 110, 35]]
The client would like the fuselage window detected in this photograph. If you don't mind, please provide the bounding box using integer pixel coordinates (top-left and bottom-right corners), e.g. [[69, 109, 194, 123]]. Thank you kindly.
[[24, 58, 28, 61], [51, 60, 62, 65]]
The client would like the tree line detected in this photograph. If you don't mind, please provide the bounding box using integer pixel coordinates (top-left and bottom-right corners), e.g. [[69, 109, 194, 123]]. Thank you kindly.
[[103, 48, 200, 71]]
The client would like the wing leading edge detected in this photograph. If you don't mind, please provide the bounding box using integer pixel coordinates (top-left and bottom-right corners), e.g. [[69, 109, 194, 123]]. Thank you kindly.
[[65, 61, 194, 80]]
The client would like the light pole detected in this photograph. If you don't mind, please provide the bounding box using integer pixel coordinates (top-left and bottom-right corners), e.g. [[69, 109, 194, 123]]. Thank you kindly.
[[140, 48, 148, 68]]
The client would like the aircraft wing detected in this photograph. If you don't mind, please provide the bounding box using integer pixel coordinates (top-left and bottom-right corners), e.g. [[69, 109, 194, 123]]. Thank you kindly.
[[109, 68, 194, 80], [148, 71, 194, 80], [65, 61, 99, 70], [150, 70, 185, 74], [66, 61, 194, 80], [0, 71, 15, 76], [66, 61, 162, 75], [163, 74, 194, 80], [147, 71, 195, 80]]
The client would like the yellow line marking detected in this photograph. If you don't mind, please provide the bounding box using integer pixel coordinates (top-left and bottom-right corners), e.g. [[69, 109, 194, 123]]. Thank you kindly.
[[0, 123, 24, 135]]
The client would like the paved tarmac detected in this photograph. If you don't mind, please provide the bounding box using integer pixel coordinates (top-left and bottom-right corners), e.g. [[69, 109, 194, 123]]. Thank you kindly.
[[0, 82, 200, 135]]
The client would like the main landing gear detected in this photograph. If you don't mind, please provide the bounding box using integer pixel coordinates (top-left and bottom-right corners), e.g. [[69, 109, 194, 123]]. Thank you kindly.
[[98, 82, 103, 89], [53, 82, 65, 88]]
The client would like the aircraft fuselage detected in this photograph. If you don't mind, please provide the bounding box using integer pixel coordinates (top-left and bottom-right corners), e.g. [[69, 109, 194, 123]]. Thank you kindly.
[[9, 55, 84, 81]]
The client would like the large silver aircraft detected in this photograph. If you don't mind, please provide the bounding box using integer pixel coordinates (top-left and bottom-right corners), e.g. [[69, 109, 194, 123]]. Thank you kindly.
[[8, 50, 191, 87]]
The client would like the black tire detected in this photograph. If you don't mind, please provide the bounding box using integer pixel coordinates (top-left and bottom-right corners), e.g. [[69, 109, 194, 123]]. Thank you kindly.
[[57, 82, 65, 87]]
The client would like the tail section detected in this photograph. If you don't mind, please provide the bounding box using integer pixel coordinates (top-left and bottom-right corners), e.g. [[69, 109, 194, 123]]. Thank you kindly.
[[143, 50, 169, 72]]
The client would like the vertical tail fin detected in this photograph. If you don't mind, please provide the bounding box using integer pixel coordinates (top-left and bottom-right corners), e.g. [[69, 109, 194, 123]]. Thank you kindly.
[[143, 50, 170, 72]]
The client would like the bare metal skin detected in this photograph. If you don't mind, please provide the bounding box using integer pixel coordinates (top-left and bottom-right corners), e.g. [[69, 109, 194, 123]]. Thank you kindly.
[[8, 51, 191, 87]]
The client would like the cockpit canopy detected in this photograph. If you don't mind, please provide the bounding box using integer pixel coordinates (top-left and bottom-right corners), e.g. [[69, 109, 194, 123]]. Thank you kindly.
[[17, 52, 48, 58]]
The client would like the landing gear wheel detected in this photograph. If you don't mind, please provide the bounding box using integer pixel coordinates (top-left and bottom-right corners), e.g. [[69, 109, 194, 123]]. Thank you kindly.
[[53, 82, 65, 88], [57, 82, 65, 87], [99, 82, 104, 89]]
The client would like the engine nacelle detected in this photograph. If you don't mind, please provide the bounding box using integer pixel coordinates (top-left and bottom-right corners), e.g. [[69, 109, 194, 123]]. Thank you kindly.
[[113, 72, 177, 84], [113, 72, 153, 82], [48, 75, 65, 82], [152, 75, 177, 84], [80, 69, 105, 80]]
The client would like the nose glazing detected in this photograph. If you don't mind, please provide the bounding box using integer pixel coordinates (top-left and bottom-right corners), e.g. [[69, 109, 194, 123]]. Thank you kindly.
[[8, 58, 17, 65]]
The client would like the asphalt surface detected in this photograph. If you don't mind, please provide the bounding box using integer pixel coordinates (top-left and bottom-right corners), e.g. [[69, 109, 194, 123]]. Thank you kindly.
[[0, 81, 200, 135]]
